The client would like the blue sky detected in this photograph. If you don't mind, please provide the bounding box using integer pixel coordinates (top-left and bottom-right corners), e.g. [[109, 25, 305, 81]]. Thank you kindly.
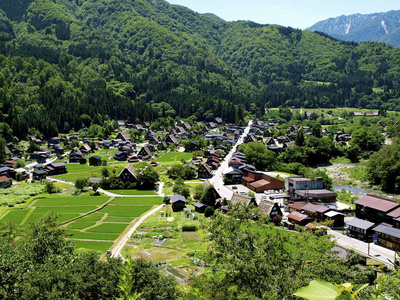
[[167, 0, 398, 29]]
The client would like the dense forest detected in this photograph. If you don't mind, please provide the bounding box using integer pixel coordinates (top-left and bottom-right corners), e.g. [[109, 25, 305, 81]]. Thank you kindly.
[[0, 0, 400, 138]]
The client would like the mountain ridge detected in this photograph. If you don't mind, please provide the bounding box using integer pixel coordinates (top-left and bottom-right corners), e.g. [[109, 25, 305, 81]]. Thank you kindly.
[[0, 0, 399, 137], [307, 10, 400, 47]]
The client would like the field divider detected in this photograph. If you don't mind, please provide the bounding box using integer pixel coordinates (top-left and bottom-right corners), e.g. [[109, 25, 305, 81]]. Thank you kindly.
[[60, 197, 115, 226], [21, 208, 35, 226]]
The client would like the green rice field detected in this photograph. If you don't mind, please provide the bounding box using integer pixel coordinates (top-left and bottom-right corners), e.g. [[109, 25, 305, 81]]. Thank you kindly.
[[0, 209, 31, 225], [74, 240, 114, 253], [110, 197, 162, 205], [155, 152, 192, 162], [108, 189, 158, 195], [68, 230, 120, 241], [86, 223, 129, 234], [99, 205, 151, 217], [33, 196, 110, 206]]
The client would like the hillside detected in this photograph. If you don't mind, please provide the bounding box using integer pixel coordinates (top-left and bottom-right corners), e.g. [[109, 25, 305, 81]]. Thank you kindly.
[[0, 0, 399, 137], [307, 10, 400, 47]]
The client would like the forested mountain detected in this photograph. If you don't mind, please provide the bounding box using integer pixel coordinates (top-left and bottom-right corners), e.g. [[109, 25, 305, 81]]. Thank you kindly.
[[0, 0, 400, 137], [307, 10, 400, 47]]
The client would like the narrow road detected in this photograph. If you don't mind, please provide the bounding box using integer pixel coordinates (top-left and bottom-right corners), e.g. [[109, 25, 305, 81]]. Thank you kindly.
[[110, 204, 165, 260], [209, 120, 253, 200]]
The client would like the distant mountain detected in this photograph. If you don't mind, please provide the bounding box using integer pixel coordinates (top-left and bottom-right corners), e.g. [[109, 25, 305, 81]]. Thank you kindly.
[[0, 0, 400, 137], [307, 10, 400, 47]]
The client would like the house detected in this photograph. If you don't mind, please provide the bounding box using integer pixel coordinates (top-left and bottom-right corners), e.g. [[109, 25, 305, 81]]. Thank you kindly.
[[194, 202, 208, 213], [165, 134, 179, 145], [0, 166, 11, 177], [44, 162, 67, 175], [242, 172, 285, 193], [116, 131, 131, 142], [286, 176, 337, 203], [301, 203, 331, 222], [137, 146, 152, 160], [0, 176, 12, 188], [89, 177, 104, 186], [114, 151, 128, 161], [119, 164, 137, 183], [355, 194, 400, 225], [244, 134, 257, 143], [223, 167, 244, 182], [373, 223, 400, 251], [230, 193, 257, 206], [69, 151, 85, 163], [171, 194, 187, 212], [324, 211, 345, 228], [80, 144, 91, 155], [197, 164, 213, 178], [89, 155, 102, 166], [117, 120, 126, 128], [33, 170, 47, 180], [287, 211, 313, 226], [258, 200, 282, 220], [346, 218, 375, 242]]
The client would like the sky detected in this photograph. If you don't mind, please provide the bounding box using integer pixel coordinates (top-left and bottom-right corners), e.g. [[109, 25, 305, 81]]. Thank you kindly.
[[167, 0, 398, 29]]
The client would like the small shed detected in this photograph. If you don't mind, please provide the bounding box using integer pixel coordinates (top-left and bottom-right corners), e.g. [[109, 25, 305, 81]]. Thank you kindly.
[[194, 202, 208, 213], [171, 194, 187, 212], [89, 155, 102, 166]]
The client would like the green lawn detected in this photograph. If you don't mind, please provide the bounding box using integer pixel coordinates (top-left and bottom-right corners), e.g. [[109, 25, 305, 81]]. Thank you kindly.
[[32, 206, 98, 215], [155, 152, 192, 162], [110, 197, 162, 205], [103, 216, 134, 223], [108, 189, 158, 195], [33, 196, 110, 206], [68, 230, 120, 241], [99, 205, 151, 217], [86, 223, 129, 234], [0, 209, 31, 225], [74, 240, 113, 253]]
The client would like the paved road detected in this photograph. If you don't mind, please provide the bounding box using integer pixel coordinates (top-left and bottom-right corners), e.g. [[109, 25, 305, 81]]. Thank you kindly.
[[209, 120, 253, 200], [329, 230, 396, 268]]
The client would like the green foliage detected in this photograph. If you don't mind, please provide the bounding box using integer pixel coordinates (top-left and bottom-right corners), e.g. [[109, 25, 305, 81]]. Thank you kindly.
[[182, 225, 197, 232], [75, 177, 89, 191], [367, 141, 400, 192], [294, 279, 368, 300], [45, 180, 59, 194], [240, 142, 276, 170], [136, 165, 159, 190], [204, 206, 214, 218]]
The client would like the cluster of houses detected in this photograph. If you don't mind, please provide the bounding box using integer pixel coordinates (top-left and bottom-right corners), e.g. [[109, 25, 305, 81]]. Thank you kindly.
[[345, 194, 400, 251]]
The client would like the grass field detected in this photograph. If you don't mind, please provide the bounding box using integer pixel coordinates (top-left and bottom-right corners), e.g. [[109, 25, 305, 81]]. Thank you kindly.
[[99, 205, 151, 217], [155, 152, 192, 162], [74, 240, 114, 253], [67, 222, 97, 230], [68, 230, 120, 241], [108, 189, 158, 195], [110, 197, 162, 205], [0, 209, 31, 225], [86, 223, 129, 233], [33, 196, 110, 206], [52, 163, 125, 182]]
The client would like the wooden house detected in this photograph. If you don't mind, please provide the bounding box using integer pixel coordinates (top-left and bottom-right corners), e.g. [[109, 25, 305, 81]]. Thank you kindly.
[[194, 202, 208, 213], [119, 164, 137, 183], [89, 155, 102, 166], [0, 176, 12, 188], [197, 164, 213, 178], [171, 194, 187, 212], [346, 218, 375, 242], [287, 211, 313, 226], [116, 131, 131, 142], [44, 162, 67, 175]]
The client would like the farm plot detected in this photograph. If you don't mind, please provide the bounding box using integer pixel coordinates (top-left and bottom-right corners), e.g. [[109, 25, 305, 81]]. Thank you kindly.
[[52, 163, 124, 182], [33, 196, 109, 206], [155, 152, 192, 162], [110, 197, 162, 205], [0, 209, 31, 225], [86, 223, 130, 234], [99, 205, 151, 217], [74, 241, 114, 253], [108, 189, 158, 195]]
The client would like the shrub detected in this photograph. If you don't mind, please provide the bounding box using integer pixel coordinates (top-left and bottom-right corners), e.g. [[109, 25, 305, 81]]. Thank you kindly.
[[182, 225, 197, 232], [204, 206, 215, 218]]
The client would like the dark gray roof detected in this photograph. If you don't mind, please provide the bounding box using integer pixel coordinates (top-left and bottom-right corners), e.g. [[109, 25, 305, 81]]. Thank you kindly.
[[171, 194, 187, 203], [346, 218, 375, 230], [374, 223, 400, 239], [194, 202, 207, 208]]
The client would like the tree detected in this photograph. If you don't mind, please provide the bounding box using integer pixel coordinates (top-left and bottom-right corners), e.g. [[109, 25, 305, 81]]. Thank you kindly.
[[0, 137, 7, 163], [102, 168, 110, 178], [200, 185, 219, 206], [240, 142, 276, 170], [75, 178, 89, 191], [45, 181, 59, 194], [204, 206, 214, 217], [136, 166, 158, 189], [295, 128, 305, 146]]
